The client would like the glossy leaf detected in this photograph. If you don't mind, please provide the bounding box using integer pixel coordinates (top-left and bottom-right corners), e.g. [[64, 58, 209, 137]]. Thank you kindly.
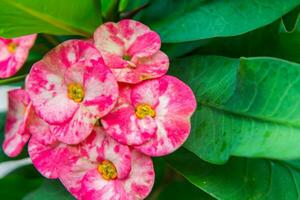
[[138, 0, 300, 42], [0, 166, 42, 199], [166, 148, 300, 200], [0, 0, 102, 37], [170, 56, 300, 163]]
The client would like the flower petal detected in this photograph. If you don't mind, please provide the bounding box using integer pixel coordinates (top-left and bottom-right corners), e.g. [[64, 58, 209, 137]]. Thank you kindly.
[[26, 59, 79, 124], [118, 19, 160, 58], [59, 158, 95, 199], [51, 106, 96, 145], [133, 75, 197, 156], [111, 50, 169, 83], [123, 150, 154, 199], [127, 31, 161, 59], [81, 127, 131, 179], [3, 89, 31, 157], [93, 22, 127, 69], [28, 115, 78, 179], [80, 169, 126, 200], [102, 86, 157, 146], [0, 34, 36, 78], [83, 59, 119, 118]]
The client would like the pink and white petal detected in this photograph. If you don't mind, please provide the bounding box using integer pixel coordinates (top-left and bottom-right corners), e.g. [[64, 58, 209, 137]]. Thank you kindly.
[[100, 131, 131, 179], [79, 128, 106, 162], [118, 20, 159, 57], [3, 89, 31, 157], [80, 169, 131, 200], [127, 31, 161, 59], [28, 114, 63, 178], [28, 111, 57, 145], [123, 150, 154, 199], [44, 39, 102, 69], [135, 50, 169, 81], [0, 37, 11, 62], [94, 22, 125, 57], [83, 60, 119, 118], [12, 34, 37, 47], [51, 106, 97, 145], [3, 132, 30, 157], [93, 22, 128, 69], [26, 60, 79, 124], [13, 34, 37, 66], [130, 78, 164, 108], [80, 127, 132, 179], [134, 76, 197, 156], [101, 101, 156, 146], [111, 51, 169, 84], [28, 134, 78, 179], [59, 158, 96, 199], [0, 57, 18, 78], [134, 119, 190, 156]]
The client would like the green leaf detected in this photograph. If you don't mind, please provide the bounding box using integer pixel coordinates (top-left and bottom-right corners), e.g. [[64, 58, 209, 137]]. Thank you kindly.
[[101, 0, 119, 21], [166, 148, 300, 200], [23, 180, 75, 200], [170, 56, 300, 163], [161, 40, 210, 59], [193, 16, 300, 64], [0, 0, 102, 37], [138, 0, 300, 43], [0, 165, 43, 200], [147, 171, 215, 200], [282, 6, 300, 32]]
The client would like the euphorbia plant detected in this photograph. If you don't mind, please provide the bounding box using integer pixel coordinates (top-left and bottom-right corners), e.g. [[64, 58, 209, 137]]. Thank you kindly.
[[1, 0, 300, 200]]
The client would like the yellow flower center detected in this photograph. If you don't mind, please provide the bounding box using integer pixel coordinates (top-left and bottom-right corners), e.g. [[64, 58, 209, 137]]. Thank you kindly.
[[135, 104, 156, 119], [7, 42, 18, 53], [67, 83, 84, 103], [97, 160, 118, 180]]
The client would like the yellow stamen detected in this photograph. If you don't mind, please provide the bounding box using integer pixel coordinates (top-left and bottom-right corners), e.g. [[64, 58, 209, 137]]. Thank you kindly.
[[97, 160, 118, 180], [7, 42, 18, 53], [135, 104, 156, 119], [67, 83, 84, 103]]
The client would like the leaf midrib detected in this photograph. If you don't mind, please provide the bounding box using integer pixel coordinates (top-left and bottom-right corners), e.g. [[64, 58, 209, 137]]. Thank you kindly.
[[3, 0, 90, 37]]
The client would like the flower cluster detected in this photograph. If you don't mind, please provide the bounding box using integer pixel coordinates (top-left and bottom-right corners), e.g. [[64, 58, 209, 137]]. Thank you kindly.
[[2, 20, 196, 200]]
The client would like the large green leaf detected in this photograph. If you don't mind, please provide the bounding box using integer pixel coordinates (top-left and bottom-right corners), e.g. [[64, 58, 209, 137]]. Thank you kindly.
[[170, 56, 300, 164], [194, 11, 300, 64], [166, 148, 300, 200], [138, 0, 300, 43], [0, 165, 43, 199], [0, 0, 102, 37]]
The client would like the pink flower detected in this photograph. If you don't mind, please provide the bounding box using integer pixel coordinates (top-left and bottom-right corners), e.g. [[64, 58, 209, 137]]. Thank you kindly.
[[101, 75, 197, 156], [26, 40, 119, 144], [29, 125, 155, 200], [94, 19, 169, 84], [0, 34, 37, 78], [2, 89, 31, 157]]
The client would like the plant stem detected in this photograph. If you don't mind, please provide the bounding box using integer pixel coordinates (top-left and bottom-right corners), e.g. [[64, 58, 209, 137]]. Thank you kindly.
[[0, 74, 27, 85]]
